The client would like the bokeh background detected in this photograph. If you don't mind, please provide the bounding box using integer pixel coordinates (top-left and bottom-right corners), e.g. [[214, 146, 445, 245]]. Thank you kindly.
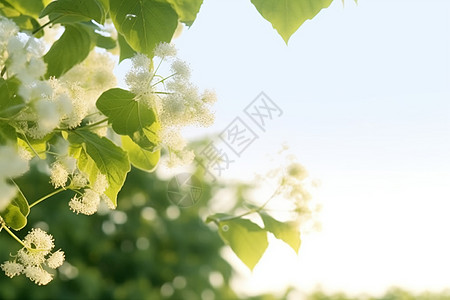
[[1, 0, 450, 299]]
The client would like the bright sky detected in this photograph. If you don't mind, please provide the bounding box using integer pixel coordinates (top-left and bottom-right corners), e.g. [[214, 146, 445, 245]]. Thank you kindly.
[[169, 0, 450, 297]]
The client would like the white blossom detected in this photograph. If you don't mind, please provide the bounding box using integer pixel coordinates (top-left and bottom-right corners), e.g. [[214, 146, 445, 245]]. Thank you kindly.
[[0, 145, 30, 178], [24, 266, 52, 285], [0, 17, 18, 43], [170, 59, 190, 79], [154, 42, 177, 57], [61, 51, 117, 103], [71, 173, 88, 188], [17, 248, 47, 266], [201, 89, 217, 104], [46, 250, 65, 269], [125, 54, 153, 96], [23, 228, 55, 252], [0, 179, 17, 212], [50, 162, 69, 188], [2, 227, 64, 285], [0, 261, 23, 278], [69, 189, 101, 215], [92, 173, 108, 194]]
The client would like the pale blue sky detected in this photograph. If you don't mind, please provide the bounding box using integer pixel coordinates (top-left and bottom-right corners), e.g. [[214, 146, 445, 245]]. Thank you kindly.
[[175, 0, 450, 175], [170, 0, 450, 295]]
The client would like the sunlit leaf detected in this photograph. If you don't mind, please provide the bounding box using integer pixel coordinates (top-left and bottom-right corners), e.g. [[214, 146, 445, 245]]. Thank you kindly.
[[96, 88, 160, 150], [250, 0, 333, 43], [218, 218, 268, 270], [40, 0, 105, 24], [68, 131, 130, 207], [1, 186, 29, 230], [121, 135, 160, 172], [17, 136, 48, 159], [95, 33, 116, 50], [109, 0, 178, 56], [117, 33, 136, 62], [10, 14, 42, 36], [2, 0, 44, 18], [0, 2, 21, 18], [96, 88, 157, 135], [166, 0, 203, 26], [260, 213, 301, 253], [44, 23, 94, 78]]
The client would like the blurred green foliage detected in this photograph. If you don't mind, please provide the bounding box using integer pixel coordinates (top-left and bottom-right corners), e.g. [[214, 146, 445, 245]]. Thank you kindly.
[[308, 288, 450, 300], [1, 162, 449, 300], [0, 163, 236, 300]]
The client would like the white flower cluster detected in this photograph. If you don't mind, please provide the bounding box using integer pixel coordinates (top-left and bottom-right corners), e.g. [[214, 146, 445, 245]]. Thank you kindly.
[[0, 228, 65, 285], [69, 173, 110, 215], [262, 149, 321, 231], [0, 17, 117, 139], [0, 145, 30, 212], [125, 43, 217, 167], [0, 17, 70, 138], [48, 156, 112, 215], [61, 51, 117, 112]]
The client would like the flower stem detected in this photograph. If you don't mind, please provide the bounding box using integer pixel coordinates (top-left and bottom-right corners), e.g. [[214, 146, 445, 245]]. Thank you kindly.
[[29, 188, 65, 208], [0, 222, 27, 248], [208, 184, 282, 224], [18, 132, 41, 159], [32, 16, 62, 35], [151, 73, 176, 87], [79, 118, 109, 130]]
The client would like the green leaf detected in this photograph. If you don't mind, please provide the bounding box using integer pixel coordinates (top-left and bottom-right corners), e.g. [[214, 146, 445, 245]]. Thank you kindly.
[[250, 0, 333, 43], [131, 121, 160, 151], [206, 213, 234, 224], [117, 33, 136, 62], [96, 88, 159, 141], [121, 135, 160, 172], [166, 0, 203, 26], [40, 0, 105, 24], [0, 122, 16, 145], [11, 14, 42, 36], [44, 23, 94, 78], [260, 213, 301, 253], [0, 78, 24, 118], [95, 33, 116, 50], [3, 0, 44, 18], [218, 218, 268, 270], [341, 0, 358, 5], [0, 3, 43, 36], [68, 131, 130, 206], [109, 0, 178, 56], [0, 1, 20, 18], [1, 186, 30, 230], [17, 135, 49, 159]]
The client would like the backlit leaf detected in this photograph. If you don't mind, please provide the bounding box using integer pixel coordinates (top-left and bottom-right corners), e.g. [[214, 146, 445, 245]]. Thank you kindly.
[[218, 218, 268, 270], [250, 0, 333, 43], [260, 213, 301, 253], [1, 185, 29, 230], [121, 135, 160, 172], [44, 23, 94, 78], [68, 131, 130, 207], [40, 0, 105, 24], [109, 0, 178, 56]]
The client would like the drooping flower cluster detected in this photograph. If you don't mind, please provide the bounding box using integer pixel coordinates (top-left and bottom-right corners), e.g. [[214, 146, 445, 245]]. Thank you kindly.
[[124, 43, 217, 167], [68, 173, 110, 215], [0, 228, 65, 285], [47, 158, 111, 216]]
